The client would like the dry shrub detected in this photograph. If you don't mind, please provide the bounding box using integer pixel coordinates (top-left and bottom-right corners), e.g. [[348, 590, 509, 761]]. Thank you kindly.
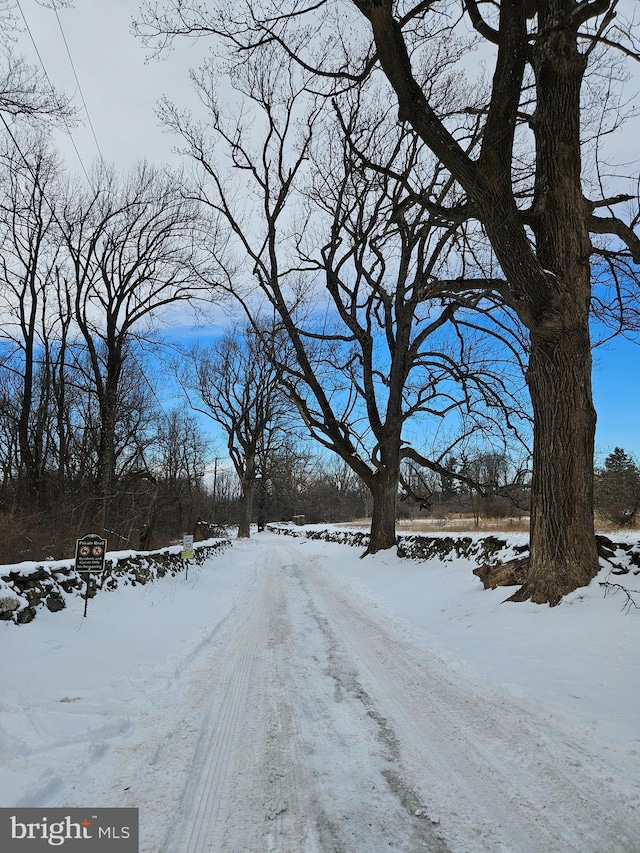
[[0, 513, 87, 563], [0, 512, 45, 563]]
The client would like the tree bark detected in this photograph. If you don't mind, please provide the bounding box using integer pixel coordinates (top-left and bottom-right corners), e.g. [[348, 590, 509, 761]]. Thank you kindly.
[[367, 466, 398, 554], [96, 401, 117, 532], [94, 349, 123, 533], [474, 558, 529, 590], [510, 317, 599, 604], [237, 478, 254, 538]]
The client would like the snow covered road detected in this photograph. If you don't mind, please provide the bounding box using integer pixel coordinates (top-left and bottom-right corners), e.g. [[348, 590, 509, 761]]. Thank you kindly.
[[3, 533, 640, 852], [123, 537, 640, 852], [145, 541, 450, 853]]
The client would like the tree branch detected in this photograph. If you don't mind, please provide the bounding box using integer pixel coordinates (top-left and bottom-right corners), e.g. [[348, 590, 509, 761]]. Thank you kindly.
[[589, 214, 640, 264], [463, 0, 500, 44], [569, 0, 614, 29], [401, 446, 489, 496]]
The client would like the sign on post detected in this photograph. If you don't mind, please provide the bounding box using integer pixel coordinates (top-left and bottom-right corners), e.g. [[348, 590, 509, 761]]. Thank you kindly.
[[75, 534, 107, 573], [181, 534, 194, 560], [74, 534, 107, 618], [181, 534, 195, 580]]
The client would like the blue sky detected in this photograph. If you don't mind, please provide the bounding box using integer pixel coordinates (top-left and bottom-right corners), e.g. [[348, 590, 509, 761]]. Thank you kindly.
[[593, 337, 640, 461], [162, 313, 640, 470]]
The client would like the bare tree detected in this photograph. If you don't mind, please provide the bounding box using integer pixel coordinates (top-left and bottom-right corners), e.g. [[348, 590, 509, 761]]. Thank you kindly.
[[183, 325, 286, 538], [0, 52, 71, 124], [259, 437, 321, 523], [161, 59, 527, 552], [0, 1, 74, 124], [137, 409, 211, 549], [59, 161, 212, 532], [138, 0, 640, 603], [0, 135, 64, 505]]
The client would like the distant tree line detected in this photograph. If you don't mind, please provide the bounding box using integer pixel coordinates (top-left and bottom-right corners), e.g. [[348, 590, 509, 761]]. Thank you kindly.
[[0, 127, 217, 559]]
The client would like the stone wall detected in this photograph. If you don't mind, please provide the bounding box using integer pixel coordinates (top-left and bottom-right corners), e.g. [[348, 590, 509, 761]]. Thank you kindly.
[[266, 524, 640, 576], [266, 523, 525, 563], [0, 539, 231, 625]]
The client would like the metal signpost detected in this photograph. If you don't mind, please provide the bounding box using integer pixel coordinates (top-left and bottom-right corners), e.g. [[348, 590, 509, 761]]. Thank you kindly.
[[74, 534, 107, 617], [181, 534, 195, 580]]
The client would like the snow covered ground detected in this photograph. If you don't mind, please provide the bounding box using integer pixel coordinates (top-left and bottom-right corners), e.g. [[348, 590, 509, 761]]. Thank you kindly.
[[1, 530, 639, 852]]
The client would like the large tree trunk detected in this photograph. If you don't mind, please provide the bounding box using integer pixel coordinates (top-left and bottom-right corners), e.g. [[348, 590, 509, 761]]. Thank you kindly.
[[511, 315, 599, 604], [236, 451, 256, 539], [367, 466, 398, 554], [237, 478, 254, 538], [95, 352, 123, 533]]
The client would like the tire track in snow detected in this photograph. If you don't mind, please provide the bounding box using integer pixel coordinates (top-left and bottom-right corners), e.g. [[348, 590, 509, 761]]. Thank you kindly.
[[161, 548, 314, 853], [160, 562, 270, 853], [291, 540, 640, 853], [281, 556, 450, 853], [218, 560, 309, 853], [160, 540, 449, 853], [259, 585, 306, 853], [181, 613, 262, 851]]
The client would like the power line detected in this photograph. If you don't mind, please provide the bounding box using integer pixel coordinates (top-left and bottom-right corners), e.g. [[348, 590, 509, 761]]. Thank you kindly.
[[52, 4, 104, 163], [14, 0, 95, 183]]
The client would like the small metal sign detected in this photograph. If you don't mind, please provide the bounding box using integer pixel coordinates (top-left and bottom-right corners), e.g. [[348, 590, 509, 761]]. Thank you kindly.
[[181, 534, 195, 580], [181, 534, 195, 561], [75, 534, 107, 574], [74, 534, 107, 618]]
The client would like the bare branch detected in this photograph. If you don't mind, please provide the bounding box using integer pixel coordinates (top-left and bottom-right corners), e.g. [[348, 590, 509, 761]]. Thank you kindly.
[[463, 0, 500, 45], [589, 214, 640, 263]]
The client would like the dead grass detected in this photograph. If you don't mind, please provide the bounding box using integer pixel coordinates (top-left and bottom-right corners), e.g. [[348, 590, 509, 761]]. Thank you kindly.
[[395, 517, 531, 534], [340, 517, 530, 534], [340, 516, 640, 536]]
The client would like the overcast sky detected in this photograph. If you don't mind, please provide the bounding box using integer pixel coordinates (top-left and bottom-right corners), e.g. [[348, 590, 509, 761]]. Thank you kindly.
[[11, 0, 640, 459], [13, 0, 204, 171]]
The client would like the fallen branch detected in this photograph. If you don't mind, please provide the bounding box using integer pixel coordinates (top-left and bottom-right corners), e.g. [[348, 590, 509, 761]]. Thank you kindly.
[[599, 579, 640, 614]]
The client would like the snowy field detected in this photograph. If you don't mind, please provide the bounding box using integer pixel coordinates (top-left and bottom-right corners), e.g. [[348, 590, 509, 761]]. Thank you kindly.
[[1, 530, 639, 852]]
